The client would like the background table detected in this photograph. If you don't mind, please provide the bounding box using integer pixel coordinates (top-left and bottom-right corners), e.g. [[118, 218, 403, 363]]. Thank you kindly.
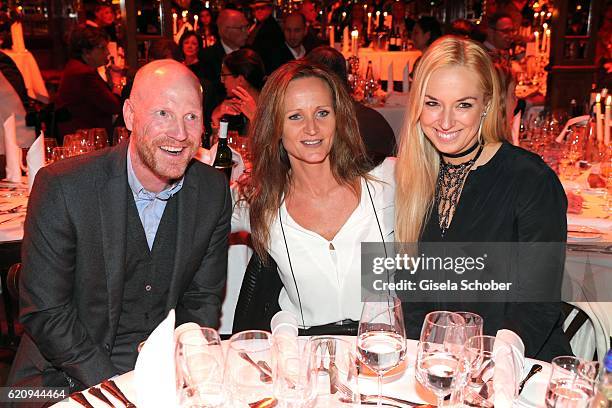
[[344, 49, 421, 81], [52, 338, 551, 407], [2, 49, 50, 103]]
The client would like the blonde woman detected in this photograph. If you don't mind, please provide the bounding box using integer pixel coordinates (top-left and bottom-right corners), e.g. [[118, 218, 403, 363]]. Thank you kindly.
[[395, 36, 570, 361]]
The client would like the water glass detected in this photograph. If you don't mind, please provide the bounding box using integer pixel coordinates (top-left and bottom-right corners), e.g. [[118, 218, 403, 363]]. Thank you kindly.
[[43, 138, 57, 163], [175, 327, 224, 408], [416, 311, 466, 406], [272, 338, 316, 408], [91, 128, 109, 150], [454, 312, 483, 340], [357, 294, 406, 408], [51, 147, 72, 162], [545, 356, 598, 408], [224, 330, 273, 407], [307, 336, 359, 406], [113, 127, 130, 146]]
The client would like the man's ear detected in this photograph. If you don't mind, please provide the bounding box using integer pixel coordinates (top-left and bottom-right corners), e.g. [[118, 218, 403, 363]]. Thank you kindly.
[[123, 99, 134, 131]]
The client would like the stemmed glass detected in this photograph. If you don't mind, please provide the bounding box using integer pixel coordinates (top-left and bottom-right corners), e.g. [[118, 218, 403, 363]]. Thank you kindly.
[[460, 335, 507, 407], [415, 311, 467, 407], [224, 330, 274, 407], [175, 327, 224, 407], [356, 294, 406, 408], [43, 138, 57, 164], [545, 356, 598, 408], [454, 312, 483, 340]]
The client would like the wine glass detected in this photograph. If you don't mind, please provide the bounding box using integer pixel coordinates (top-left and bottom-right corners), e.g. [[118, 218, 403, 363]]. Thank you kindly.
[[43, 138, 57, 164], [356, 294, 406, 408], [112, 127, 130, 146], [51, 147, 72, 162], [175, 327, 224, 407], [545, 356, 598, 408], [307, 336, 359, 405], [224, 330, 273, 408], [272, 338, 316, 408], [454, 312, 483, 340], [415, 311, 466, 407], [91, 128, 109, 150]]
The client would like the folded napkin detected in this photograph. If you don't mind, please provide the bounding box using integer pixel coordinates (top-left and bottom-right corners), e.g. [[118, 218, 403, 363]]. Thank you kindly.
[[492, 329, 525, 406], [134, 309, 177, 407], [402, 64, 410, 93], [11, 22, 26, 52], [511, 112, 521, 146], [27, 134, 45, 192], [4, 114, 22, 182], [194, 144, 245, 181], [386, 62, 394, 93]]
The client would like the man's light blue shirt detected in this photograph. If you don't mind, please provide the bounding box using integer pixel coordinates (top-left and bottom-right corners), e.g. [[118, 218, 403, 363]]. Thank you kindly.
[[127, 151, 184, 249]]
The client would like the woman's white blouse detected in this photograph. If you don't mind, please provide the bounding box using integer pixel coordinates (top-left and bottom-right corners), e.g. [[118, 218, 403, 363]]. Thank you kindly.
[[232, 158, 396, 327]]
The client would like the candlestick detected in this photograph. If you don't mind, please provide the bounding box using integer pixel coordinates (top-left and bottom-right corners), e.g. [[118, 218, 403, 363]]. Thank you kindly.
[[544, 29, 551, 55], [351, 30, 359, 56], [376, 10, 381, 29], [193, 14, 198, 31], [342, 26, 349, 54], [596, 93, 603, 143], [173, 12, 178, 36], [606, 95, 611, 146], [367, 12, 372, 36], [329, 25, 335, 47]]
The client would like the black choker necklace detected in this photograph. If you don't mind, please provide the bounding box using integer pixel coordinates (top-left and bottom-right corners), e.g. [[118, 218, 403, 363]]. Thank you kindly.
[[440, 141, 481, 159]]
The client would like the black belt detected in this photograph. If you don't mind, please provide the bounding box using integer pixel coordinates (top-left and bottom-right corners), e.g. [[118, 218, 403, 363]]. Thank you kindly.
[[298, 319, 359, 336]]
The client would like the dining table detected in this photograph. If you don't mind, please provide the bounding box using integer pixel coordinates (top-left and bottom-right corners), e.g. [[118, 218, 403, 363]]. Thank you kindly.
[[343, 49, 422, 82], [51, 337, 551, 407]]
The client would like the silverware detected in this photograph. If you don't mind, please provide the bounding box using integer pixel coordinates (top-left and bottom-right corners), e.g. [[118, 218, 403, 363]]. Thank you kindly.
[[101, 379, 137, 407], [88, 386, 115, 407], [0, 204, 24, 214], [0, 214, 24, 225], [518, 364, 542, 394], [239, 351, 272, 383], [248, 397, 278, 408], [70, 391, 95, 408], [335, 380, 427, 407]]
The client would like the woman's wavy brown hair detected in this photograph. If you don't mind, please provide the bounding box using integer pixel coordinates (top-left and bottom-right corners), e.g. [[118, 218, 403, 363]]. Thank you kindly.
[[239, 60, 371, 259]]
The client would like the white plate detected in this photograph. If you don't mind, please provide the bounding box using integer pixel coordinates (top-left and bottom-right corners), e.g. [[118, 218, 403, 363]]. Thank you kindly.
[[567, 225, 604, 241], [514, 362, 550, 407]]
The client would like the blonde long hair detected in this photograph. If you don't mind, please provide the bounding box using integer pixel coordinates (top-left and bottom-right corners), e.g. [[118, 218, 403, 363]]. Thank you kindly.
[[395, 36, 506, 242]]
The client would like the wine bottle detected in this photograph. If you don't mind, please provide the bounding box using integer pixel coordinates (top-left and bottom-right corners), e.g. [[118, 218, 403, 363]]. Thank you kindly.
[[213, 119, 233, 182]]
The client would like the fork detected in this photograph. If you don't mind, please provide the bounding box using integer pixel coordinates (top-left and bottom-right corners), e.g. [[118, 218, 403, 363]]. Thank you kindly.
[[70, 391, 95, 408], [88, 386, 115, 407], [334, 379, 431, 407]]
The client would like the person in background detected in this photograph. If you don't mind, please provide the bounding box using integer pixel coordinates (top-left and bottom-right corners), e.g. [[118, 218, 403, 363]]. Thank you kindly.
[[298, 0, 324, 51], [247, 0, 285, 75], [395, 36, 570, 361], [54, 26, 121, 142], [494, 62, 519, 142], [449, 18, 485, 42], [232, 61, 394, 331], [411, 16, 442, 52], [7, 59, 230, 397], [264, 12, 308, 75], [0, 48, 28, 106], [305, 46, 396, 166], [201, 8, 249, 98], [197, 7, 218, 48], [85, 2, 117, 42], [484, 12, 517, 65], [211, 48, 265, 135]]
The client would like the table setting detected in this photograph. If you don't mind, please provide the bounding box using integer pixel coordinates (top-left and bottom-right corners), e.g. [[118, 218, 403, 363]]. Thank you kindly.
[[51, 296, 582, 408]]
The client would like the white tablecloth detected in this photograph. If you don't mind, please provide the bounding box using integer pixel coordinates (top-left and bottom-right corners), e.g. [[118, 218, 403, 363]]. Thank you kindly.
[[345, 49, 421, 81], [374, 104, 405, 143], [3, 49, 49, 103], [52, 338, 550, 407]]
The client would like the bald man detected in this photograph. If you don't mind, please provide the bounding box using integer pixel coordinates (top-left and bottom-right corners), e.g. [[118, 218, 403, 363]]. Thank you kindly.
[[8, 60, 231, 398]]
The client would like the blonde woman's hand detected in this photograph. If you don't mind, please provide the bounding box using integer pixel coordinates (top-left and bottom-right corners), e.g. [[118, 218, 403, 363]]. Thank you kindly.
[[211, 99, 241, 127], [232, 86, 257, 121]]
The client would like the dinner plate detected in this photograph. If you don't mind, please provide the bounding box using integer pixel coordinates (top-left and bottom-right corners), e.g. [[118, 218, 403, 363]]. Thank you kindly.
[[567, 225, 604, 241]]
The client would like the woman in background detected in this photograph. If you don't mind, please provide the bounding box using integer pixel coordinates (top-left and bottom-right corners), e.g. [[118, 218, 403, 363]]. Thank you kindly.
[[395, 36, 570, 361]]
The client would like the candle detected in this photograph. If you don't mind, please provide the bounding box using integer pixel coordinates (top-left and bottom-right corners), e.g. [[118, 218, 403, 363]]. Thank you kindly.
[[376, 10, 381, 29], [544, 29, 551, 54], [172, 12, 178, 35], [193, 14, 198, 31], [606, 95, 611, 145], [351, 29, 359, 56], [367, 12, 372, 36], [342, 26, 349, 54], [329, 25, 335, 47], [182, 10, 188, 23], [534, 30, 539, 53], [596, 93, 603, 143]]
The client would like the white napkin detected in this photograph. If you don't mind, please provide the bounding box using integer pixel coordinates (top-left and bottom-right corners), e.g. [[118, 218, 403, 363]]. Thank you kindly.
[[387, 62, 394, 93], [492, 329, 525, 406], [26, 133, 44, 192], [271, 311, 300, 368], [134, 309, 177, 408], [4, 114, 22, 182], [511, 112, 521, 146], [555, 115, 590, 143], [402, 64, 410, 93], [195, 144, 245, 181], [10, 22, 26, 52]]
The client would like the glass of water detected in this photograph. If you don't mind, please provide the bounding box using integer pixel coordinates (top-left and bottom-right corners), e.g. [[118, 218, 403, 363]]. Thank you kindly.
[[545, 356, 598, 408]]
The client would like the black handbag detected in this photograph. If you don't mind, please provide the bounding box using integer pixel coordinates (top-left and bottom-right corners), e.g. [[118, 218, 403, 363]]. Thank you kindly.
[[232, 251, 282, 333]]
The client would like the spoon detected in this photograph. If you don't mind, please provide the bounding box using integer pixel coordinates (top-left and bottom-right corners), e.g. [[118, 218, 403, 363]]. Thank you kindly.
[[518, 364, 542, 394], [239, 351, 272, 383]]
